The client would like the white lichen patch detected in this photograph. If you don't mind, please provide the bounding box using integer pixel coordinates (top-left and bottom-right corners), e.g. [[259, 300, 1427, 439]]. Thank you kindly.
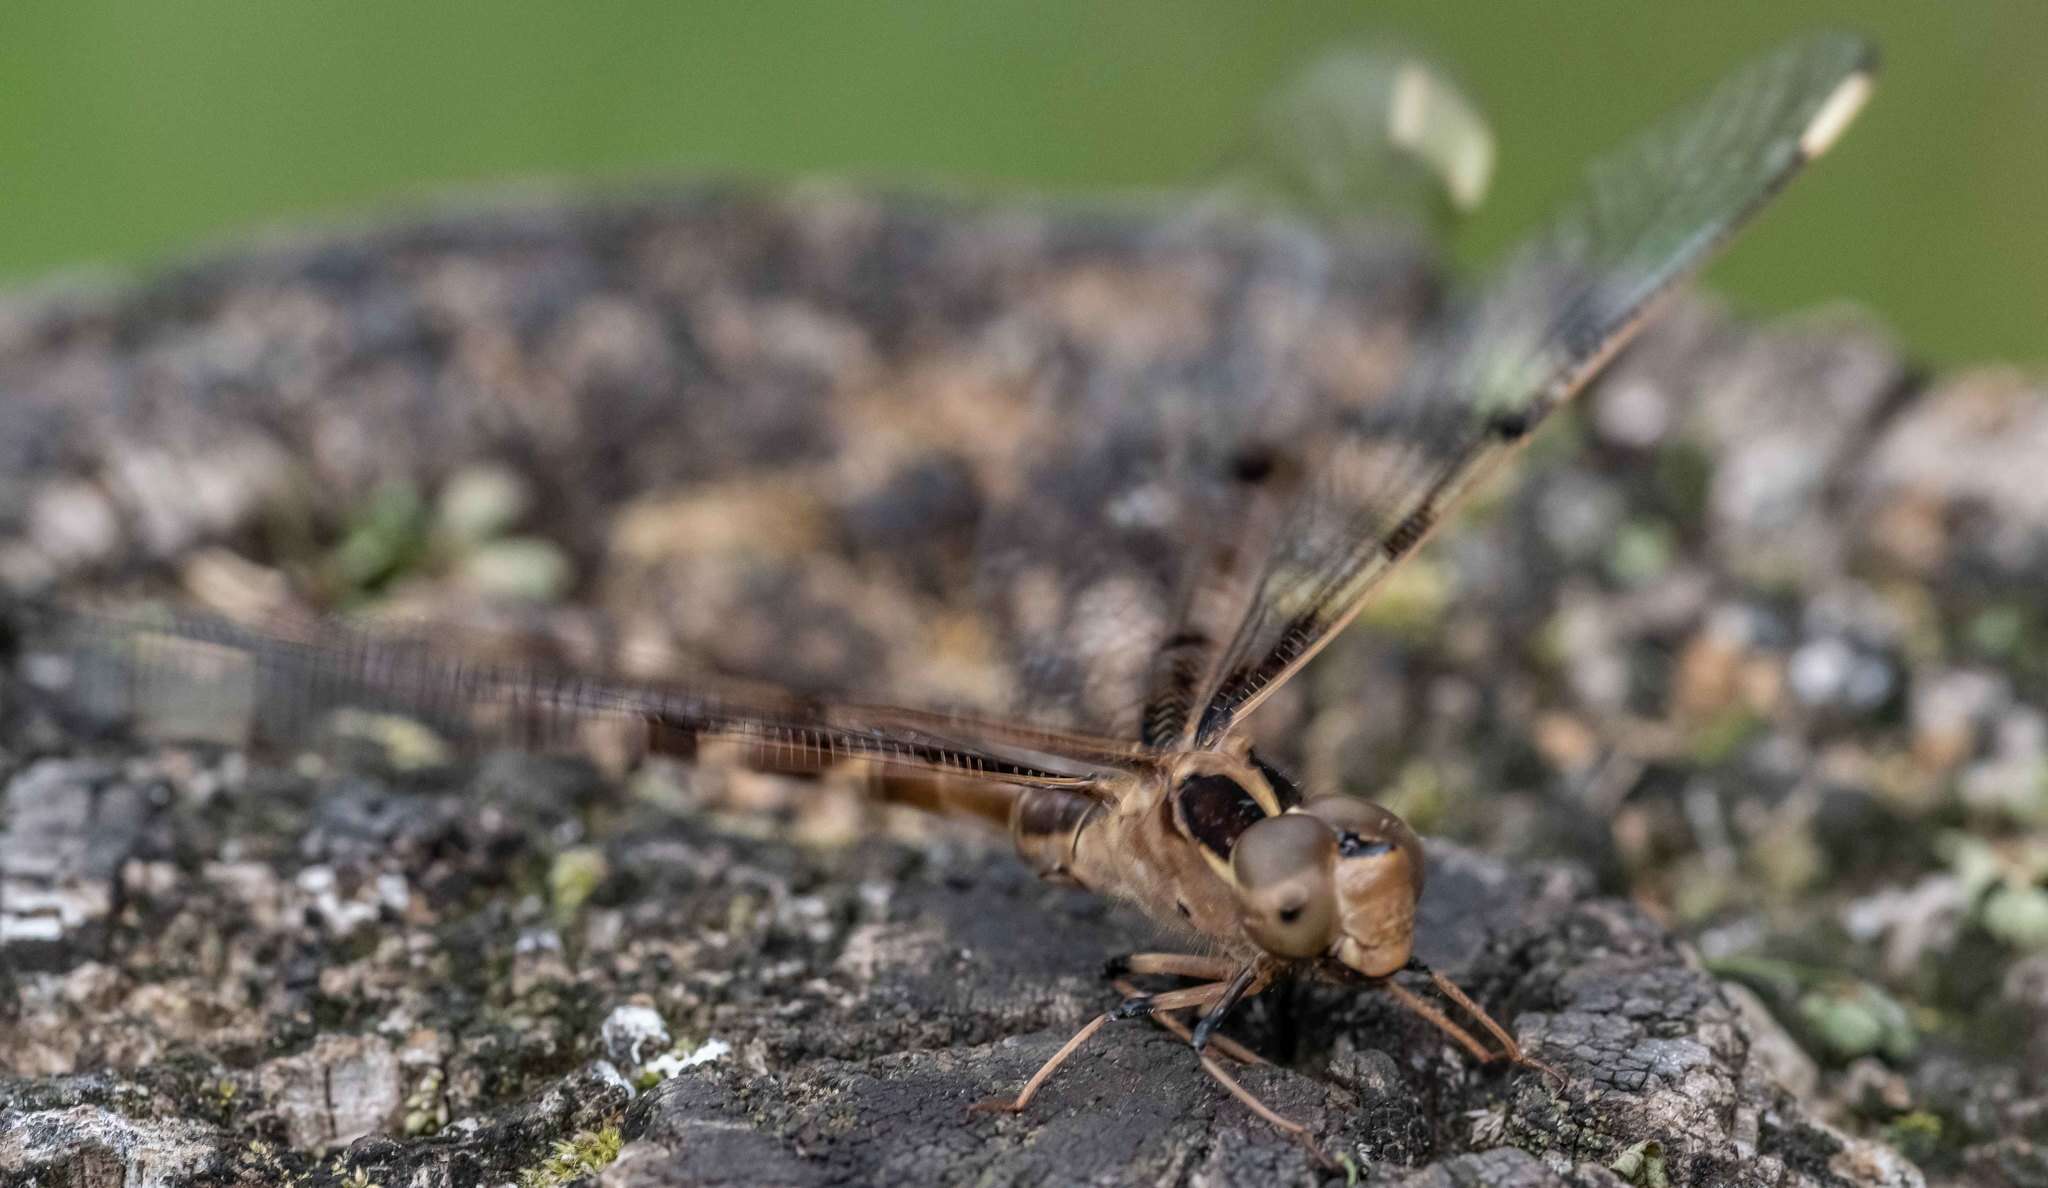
[[642, 1038, 730, 1083], [599, 1004, 671, 1070]]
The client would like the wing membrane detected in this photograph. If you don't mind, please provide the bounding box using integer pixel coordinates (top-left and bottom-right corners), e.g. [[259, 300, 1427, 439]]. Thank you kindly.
[[1194, 32, 1876, 742], [16, 602, 1145, 790]]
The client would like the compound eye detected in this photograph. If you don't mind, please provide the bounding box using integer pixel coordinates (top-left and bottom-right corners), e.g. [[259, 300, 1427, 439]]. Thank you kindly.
[[1231, 814, 1339, 958], [1302, 795, 1425, 897]]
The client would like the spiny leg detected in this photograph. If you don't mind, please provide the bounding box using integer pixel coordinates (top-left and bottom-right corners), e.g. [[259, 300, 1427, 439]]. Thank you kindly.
[[1112, 979, 1250, 1017], [971, 976, 1236, 1116], [1419, 961, 1566, 1088], [1416, 966, 1521, 1059], [1111, 977, 1266, 1066], [974, 961, 1314, 1144], [1379, 977, 1496, 1063], [1188, 962, 1261, 1051], [1186, 963, 1332, 1169], [969, 1012, 1111, 1115], [1391, 960, 1566, 1091], [1200, 1054, 1315, 1143], [976, 956, 1329, 1161], [1105, 952, 1263, 1064]]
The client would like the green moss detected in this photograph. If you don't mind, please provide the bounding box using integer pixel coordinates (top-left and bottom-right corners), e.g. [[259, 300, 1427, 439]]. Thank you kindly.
[[517, 1127, 625, 1188], [1881, 1110, 1947, 1164], [1750, 816, 1825, 898], [403, 1064, 448, 1136], [1608, 1138, 1669, 1187], [1686, 705, 1765, 766], [548, 845, 610, 926], [326, 480, 431, 600], [1653, 442, 1714, 524], [1605, 518, 1675, 586], [1669, 858, 1732, 925], [201, 1076, 241, 1127], [1704, 953, 1806, 1007], [236, 1140, 315, 1185], [1981, 884, 2048, 951], [1965, 605, 2027, 659], [1797, 981, 1917, 1063]]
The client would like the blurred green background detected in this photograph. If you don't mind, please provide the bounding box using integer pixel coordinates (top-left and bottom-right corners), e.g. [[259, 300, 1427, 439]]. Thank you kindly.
[[1, 2, 2039, 365]]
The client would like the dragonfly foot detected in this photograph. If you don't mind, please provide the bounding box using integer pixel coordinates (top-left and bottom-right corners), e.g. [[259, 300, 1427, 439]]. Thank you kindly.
[[1109, 993, 1158, 1020], [1197, 1053, 1331, 1167], [1515, 1052, 1569, 1095]]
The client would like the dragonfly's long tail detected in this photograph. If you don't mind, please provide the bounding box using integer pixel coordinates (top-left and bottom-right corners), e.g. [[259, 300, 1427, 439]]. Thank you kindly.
[[862, 771, 1019, 831]]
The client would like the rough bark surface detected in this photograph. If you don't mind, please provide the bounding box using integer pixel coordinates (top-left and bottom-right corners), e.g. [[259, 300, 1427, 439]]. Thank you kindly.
[[0, 186, 1999, 1185], [0, 742, 1908, 1187]]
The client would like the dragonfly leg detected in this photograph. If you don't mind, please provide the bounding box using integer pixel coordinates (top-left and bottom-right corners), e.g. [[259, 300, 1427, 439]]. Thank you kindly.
[[1187, 963, 1332, 1168], [1382, 961, 1566, 1092], [1186, 962, 1262, 1051], [971, 977, 1238, 1116], [968, 1012, 1112, 1116], [1104, 952, 1238, 980], [1111, 977, 1265, 1066], [1110, 979, 1248, 1019], [1199, 1054, 1322, 1153], [1416, 961, 1567, 1091], [977, 962, 1328, 1163], [1378, 977, 1495, 1062]]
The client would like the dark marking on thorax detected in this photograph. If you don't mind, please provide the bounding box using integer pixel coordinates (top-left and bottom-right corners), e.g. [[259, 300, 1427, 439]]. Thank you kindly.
[[1172, 773, 1270, 866], [1249, 750, 1303, 809]]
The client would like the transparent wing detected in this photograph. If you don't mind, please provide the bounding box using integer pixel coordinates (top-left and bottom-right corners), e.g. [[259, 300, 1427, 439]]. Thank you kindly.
[[1, 39, 1865, 760], [546, 213, 1435, 746], [0, 48, 1458, 751], [15, 602, 1144, 790], [1193, 32, 1877, 742], [1212, 44, 1497, 222]]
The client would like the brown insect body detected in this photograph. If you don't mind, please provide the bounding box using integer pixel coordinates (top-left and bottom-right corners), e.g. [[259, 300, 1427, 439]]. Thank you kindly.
[[1007, 746, 1423, 977], [1036, 760, 1264, 955]]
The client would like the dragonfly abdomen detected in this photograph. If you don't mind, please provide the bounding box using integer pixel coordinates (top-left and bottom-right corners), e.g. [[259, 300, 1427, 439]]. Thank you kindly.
[[1009, 786, 1106, 884]]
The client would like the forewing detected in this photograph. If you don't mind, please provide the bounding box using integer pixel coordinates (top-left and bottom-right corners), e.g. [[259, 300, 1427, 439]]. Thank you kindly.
[[955, 217, 1433, 737], [16, 602, 1136, 790], [1194, 32, 1877, 742]]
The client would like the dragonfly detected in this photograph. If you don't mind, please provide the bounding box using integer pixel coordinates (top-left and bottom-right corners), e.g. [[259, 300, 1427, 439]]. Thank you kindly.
[[14, 32, 1874, 1159]]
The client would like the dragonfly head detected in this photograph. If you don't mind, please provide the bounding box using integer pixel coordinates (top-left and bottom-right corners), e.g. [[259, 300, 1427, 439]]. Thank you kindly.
[[1231, 795, 1422, 976]]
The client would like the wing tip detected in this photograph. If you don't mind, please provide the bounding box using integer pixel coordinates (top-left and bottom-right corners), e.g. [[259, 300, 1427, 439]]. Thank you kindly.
[[1798, 68, 1876, 162], [1788, 32, 1880, 163]]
